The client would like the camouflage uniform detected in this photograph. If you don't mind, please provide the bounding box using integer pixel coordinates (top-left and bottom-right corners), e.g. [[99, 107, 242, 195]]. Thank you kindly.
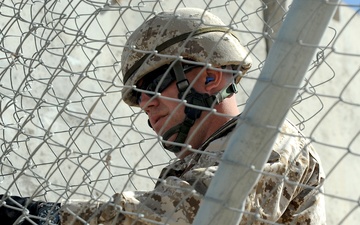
[[0, 7, 326, 225], [60, 118, 326, 225], [60, 8, 326, 225]]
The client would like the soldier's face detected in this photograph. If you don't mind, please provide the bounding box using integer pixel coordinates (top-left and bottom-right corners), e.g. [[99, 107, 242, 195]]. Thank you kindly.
[[138, 66, 206, 141], [139, 79, 185, 136]]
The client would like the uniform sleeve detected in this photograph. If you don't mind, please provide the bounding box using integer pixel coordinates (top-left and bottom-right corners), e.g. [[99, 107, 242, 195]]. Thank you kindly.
[[59, 177, 201, 225], [59, 194, 125, 225], [119, 176, 202, 225]]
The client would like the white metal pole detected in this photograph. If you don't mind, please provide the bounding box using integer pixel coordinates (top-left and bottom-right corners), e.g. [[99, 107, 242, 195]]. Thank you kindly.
[[193, 0, 340, 224]]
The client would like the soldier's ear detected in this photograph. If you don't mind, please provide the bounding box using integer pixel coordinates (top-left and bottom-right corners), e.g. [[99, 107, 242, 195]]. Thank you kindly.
[[204, 69, 222, 92]]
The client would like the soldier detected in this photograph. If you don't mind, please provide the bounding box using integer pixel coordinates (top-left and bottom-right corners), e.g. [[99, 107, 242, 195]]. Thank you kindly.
[[0, 8, 326, 225]]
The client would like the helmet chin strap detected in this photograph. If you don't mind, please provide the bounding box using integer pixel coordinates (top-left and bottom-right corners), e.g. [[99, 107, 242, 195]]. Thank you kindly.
[[158, 61, 238, 153]]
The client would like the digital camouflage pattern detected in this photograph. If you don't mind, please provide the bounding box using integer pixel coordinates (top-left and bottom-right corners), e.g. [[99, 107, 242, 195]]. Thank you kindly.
[[60, 119, 326, 225], [121, 8, 252, 106]]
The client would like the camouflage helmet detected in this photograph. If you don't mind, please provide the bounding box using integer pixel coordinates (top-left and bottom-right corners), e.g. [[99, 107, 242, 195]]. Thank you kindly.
[[121, 8, 252, 106]]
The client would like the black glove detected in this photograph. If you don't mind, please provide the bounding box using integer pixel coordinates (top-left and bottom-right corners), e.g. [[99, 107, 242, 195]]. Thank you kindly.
[[0, 195, 61, 225]]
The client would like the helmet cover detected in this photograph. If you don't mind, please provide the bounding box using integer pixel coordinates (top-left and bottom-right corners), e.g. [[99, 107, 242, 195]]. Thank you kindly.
[[121, 8, 252, 106]]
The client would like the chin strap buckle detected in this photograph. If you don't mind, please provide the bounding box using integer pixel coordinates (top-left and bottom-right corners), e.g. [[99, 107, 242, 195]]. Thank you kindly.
[[162, 116, 195, 153], [176, 79, 189, 93]]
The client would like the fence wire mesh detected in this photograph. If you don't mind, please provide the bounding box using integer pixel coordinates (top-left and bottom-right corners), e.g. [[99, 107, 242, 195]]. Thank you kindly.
[[0, 0, 359, 224]]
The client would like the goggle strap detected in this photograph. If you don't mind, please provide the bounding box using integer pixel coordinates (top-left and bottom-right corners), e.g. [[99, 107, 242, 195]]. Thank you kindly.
[[176, 79, 190, 93]]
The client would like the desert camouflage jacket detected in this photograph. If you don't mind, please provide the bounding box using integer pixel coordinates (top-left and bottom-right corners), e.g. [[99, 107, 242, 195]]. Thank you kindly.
[[59, 118, 326, 225], [0, 119, 326, 225]]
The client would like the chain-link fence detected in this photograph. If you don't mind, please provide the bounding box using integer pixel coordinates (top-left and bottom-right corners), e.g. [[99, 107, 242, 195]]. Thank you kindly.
[[0, 0, 359, 224]]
